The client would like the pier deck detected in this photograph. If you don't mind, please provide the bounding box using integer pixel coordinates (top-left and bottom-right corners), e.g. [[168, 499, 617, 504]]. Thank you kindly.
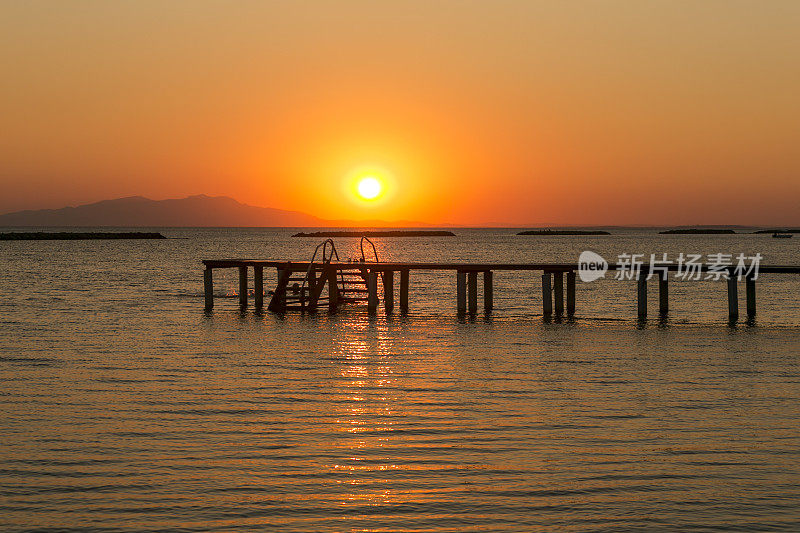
[[203, 259, 800, 274], [201, 259, 800, 322]]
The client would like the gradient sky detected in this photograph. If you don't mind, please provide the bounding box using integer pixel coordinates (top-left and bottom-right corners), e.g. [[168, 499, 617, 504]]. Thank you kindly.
[[1, 1, 798, 225]]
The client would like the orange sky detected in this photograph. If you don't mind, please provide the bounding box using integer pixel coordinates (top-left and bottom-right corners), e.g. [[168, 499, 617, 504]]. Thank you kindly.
[[1, 1, 798, 225]]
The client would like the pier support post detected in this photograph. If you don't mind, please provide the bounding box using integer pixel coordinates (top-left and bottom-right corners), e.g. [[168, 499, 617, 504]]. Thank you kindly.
[[254, 266, 263, 310], [746, 276, 756, 318], [727, 275, 739, 321], [566, 271, 576, 316], [456, 271, 467, 314], [305, 269, 317, 312], [542, 272, 552, 316], [239, 266, 248, 308], [400, 270, 409, 313], [658, 271, 668, 315], [268, 268, 287, 312], [553, 271, 564, 315], [308, 268, 316, 297], [637, 276, 647, 319], [483, 271, 493, 313], [468, 271, 478, 314], [383, 270, 394, 314], [327, 267, 339, 312], [204, 268, 214, 311], [367, 270, 379, 313]]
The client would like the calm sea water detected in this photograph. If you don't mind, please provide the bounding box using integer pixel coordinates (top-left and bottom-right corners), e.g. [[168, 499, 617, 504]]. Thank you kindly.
[[2, 228, 800, 532]]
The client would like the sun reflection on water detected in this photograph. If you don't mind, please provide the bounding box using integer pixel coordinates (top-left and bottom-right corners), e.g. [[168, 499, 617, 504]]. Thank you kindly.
[[327, 318, 405, 508]]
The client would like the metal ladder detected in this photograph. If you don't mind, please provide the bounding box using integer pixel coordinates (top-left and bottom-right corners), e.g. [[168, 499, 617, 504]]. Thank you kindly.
[[270, 238, 379, 312], [333, 236, 380, 305]]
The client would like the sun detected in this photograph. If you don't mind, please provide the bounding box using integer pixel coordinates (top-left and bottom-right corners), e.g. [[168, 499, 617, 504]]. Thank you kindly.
[[344, 167, 393, 206], [356, 176, 382, 200]]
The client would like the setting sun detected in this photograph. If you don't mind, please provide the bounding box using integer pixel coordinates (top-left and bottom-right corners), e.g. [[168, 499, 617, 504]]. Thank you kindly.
[[356, 176, 383, 200]]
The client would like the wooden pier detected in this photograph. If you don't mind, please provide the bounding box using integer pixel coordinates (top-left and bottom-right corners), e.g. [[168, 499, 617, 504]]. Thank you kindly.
[[201, 258, 800, 323]]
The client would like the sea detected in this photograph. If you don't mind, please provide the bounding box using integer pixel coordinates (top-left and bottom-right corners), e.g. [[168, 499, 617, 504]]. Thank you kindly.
[[1, 228, 799, 532]]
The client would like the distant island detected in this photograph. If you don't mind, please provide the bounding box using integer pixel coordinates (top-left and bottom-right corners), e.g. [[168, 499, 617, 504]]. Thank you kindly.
[[0, 232, 166, 240], [753, 229, 800, 234], [517, 229, 610, 236], [659, 229, 736, 234], [292, 230, 456, 237]]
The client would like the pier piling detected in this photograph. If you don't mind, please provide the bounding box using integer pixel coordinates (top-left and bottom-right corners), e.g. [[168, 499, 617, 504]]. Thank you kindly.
[[254, 266, 263, 310], [367, 270, 379, 313], [468, 271, 478, 314], [637, 276, 647, 319], [728, 275, 739, 321], [239, 266, 248, 308], [457, 271, 467, 314], [542, 273, 552, 316], [400, 270, 409, 313], [384, 270, 394, 313], [566, 271, 576, 315], [305, 269, 317, 312], [484, 271, 493, 312], [308, 269, 317, 296], [204, 268, 214, 311], [554, 271, 564, 315], [268, 269, 287, 312], [658, 272, 668, 315], [746, 276, 756, 318], [325, 266, 338, 312]]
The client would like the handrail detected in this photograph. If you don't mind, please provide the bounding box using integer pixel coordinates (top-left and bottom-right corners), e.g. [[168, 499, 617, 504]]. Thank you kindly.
[[300, 239, 343, 309], [360, 236, 379, 263]]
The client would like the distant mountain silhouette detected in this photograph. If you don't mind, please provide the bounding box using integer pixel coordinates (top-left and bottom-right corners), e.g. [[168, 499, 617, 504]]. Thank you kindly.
[[0, 195, 325, 227], [0, 195, 440, 227]]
